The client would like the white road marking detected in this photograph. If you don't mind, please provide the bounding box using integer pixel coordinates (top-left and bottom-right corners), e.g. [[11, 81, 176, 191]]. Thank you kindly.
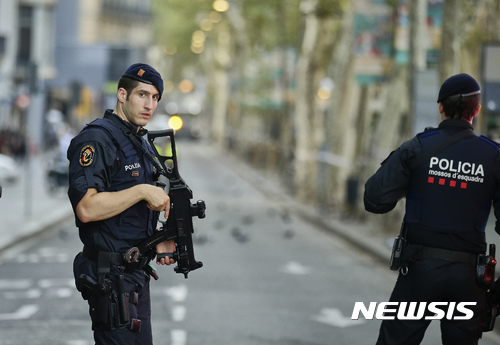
[[312, 308, 364, 328], [0, 304, 39, 320], [171, 329, 187, 345], [0, 279, 31, 290], [38, 247, 55, 257], [164, 286, 188, 341], [28, 254, 39, 263], [172, 306, 186, 322], [38, 278, 74, 289], [53, 287, 73, 298], [4, 288, 42, 300], [165, 285, 188, 302], [66, 341, 90, 345], [10, 248, 69, 264], [56, 253, 69, 263], [281, 261, 311, 275]]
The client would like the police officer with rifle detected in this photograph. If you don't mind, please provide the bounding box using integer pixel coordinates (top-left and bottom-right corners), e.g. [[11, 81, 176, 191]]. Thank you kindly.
[[67, 63, 204, 345], [364, 73, 500, 344]]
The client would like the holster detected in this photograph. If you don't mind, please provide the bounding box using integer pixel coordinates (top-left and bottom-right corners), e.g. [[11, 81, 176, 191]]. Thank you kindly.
[[389, 236, 404, 271], [477, 245, 496, 290], [477, 255, 496, 289], [89, 291, 120, 330], [389, 222, 408, 271]]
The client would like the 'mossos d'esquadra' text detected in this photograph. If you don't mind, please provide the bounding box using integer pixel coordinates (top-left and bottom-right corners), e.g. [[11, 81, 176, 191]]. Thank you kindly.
[[428, 157, 484, 183]]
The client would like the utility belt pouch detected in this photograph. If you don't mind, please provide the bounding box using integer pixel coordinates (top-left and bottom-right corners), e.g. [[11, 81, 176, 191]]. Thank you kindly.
[[390, 222, 407, 271], [477, 244, 496, 289]]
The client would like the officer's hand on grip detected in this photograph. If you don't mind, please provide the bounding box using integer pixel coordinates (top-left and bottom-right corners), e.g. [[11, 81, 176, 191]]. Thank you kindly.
[[142, 184, 171, 217], [155, 240, 176, 266]]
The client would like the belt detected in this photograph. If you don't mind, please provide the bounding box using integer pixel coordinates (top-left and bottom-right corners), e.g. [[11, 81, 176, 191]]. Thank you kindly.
[[421, 246, 477, 266], [82, 246, 125, 266]]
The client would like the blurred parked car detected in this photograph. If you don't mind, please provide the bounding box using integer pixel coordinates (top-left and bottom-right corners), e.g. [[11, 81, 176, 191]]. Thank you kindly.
[[0, 154, 19, 184]]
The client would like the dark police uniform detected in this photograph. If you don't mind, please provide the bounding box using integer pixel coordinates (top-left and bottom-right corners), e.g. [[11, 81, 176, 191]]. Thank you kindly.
[[68, 110, 159, 345], [68, 63, 165, 345], [364, 74, 500, 345]]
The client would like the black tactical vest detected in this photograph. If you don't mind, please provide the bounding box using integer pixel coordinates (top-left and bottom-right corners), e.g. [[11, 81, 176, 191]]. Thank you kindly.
[[405, 128, 499, 240], [82, 117, 158, 241]]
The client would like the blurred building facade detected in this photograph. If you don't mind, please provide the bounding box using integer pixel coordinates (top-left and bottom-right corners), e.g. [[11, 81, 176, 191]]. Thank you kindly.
[[0, 0, 154, 153], [47, 0, 154, 126], [0, 0, 58, 154]]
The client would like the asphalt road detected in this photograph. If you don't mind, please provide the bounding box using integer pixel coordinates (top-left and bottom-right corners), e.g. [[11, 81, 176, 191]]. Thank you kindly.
[[1, 140, 500, 345]]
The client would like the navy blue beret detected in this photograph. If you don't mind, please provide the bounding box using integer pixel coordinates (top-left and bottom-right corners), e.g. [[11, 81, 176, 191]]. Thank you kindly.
[[437, 73, 480, 103], [122, 63, 164, 100]]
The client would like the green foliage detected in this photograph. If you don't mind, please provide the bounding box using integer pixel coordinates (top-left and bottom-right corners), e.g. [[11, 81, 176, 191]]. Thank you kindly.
[[240, 0, 302, 50], [384, 0, 398, 9], [316, 0, 349, 18], [152, 0, 350, 60], [152, 0, 213, 62]]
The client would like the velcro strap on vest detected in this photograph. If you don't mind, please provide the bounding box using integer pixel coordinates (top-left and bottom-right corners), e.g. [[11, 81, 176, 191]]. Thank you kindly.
[[421, 246, 477, 266]]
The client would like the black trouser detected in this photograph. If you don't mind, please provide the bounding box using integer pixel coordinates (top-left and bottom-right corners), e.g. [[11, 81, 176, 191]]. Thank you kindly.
[[376, 257, 486, 345]]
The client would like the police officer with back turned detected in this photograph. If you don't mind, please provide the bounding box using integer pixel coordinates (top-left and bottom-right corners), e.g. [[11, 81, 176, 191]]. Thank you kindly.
[[67, 63, 175, 345], [364, 73, 500, 345]]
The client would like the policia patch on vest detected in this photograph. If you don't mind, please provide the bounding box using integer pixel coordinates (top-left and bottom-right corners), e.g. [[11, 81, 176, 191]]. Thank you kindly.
[[79, 145, 95, 167]]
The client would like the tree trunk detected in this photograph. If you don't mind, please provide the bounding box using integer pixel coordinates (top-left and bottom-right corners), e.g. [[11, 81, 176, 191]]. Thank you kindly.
[[293, 0, 340, 202], [407, 0, 427, 137], [211, 28, 231, 146], [323, 2, 356, 210], [439, 0, 462, 84]]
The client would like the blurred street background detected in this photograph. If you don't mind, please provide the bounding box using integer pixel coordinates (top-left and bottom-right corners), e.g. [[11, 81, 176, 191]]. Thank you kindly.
[[2, 0, 500, 344]]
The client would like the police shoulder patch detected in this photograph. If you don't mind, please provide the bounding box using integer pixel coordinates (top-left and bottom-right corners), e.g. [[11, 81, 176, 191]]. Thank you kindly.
[[79, 145, 95, 167]]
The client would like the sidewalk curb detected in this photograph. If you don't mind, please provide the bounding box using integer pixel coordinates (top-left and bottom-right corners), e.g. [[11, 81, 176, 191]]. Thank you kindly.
[[0, 204, 74, 256], [293, 206, 391, 264]]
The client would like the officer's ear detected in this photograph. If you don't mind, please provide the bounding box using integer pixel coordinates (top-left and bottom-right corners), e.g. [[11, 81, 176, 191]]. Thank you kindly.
[[438, 102, 447, 120], [117, 87, 128, 103], [473, 104, 481, 118]]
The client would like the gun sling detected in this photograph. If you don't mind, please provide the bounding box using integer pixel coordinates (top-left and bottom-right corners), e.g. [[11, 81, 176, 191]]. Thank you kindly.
[[103, 112, 165, 174]]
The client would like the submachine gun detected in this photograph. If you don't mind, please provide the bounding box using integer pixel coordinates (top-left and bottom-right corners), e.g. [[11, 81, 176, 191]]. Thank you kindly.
[[124, 129, 205, 279]]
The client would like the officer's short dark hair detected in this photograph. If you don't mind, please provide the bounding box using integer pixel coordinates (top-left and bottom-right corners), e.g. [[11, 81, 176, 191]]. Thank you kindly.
[[441, 94, 480, 121], [117, 76, 140, 100]]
